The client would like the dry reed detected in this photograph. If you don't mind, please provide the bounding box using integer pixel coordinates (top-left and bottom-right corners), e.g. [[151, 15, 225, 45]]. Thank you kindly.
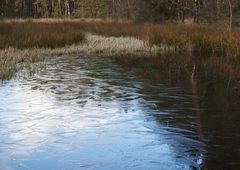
[[0, 34, 159, 80], [1, 19, 240, 82]]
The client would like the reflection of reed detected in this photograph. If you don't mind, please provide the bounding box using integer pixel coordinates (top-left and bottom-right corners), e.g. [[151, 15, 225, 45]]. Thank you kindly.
[[202, 57, 240, 96], [191, 64, 207, 169], [115, 53, 240, 169]]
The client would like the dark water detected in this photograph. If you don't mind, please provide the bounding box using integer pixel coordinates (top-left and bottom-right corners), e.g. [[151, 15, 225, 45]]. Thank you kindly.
[[0, 55, 239, 170]]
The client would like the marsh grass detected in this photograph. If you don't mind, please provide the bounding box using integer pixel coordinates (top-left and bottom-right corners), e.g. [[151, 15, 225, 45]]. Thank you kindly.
[[0, 20, 85, 48], [1, 19, 240, 84], [91, 22, 240, 57], [2, 19, 240, 55], [0, 33, 158, 80], [0, 48, 49, 80]]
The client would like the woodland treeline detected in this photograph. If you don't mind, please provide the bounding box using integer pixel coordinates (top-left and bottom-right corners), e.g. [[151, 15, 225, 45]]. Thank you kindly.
[[1, 0, 240, 24]]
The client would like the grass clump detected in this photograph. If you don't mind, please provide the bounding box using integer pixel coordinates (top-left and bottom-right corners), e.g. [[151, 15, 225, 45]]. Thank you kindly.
[[0, 20, 85, 49]]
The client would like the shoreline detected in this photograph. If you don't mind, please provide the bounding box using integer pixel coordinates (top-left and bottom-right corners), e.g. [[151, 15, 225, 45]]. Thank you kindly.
[[0, 34, 170, 80], [1, 30, 240, 95]]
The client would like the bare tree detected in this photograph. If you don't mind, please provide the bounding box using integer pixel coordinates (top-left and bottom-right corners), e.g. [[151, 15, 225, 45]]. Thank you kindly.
[[228, 0, 233, 30], [64, 0, 70, 18]]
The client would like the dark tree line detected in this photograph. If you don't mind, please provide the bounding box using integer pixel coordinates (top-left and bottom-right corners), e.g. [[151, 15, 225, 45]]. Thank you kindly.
[[0, 0, 240, 25], [0, 0, 135, 19]]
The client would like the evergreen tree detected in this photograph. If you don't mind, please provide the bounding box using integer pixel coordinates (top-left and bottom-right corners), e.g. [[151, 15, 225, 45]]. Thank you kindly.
[[52, 1, 61, 17], [135, 0, 172, 22]]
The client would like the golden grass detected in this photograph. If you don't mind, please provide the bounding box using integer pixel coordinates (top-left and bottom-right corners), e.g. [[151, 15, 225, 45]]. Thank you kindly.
[[1, 19, 240, 56], [0, 20, 85, 48], [0, 33, 160, 80], [1, 19, 240, 83], [77, 21, 240, 57]]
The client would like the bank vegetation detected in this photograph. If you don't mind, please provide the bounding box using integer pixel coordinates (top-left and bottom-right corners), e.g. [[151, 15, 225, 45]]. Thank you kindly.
[[1, 19, 240, 89]]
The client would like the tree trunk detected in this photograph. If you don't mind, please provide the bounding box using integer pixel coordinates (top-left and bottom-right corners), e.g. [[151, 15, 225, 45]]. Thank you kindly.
[[194, 0, 201, 23], [228, 0, 233, 31], [177, 0, 181, 22], [65, 0, 70, 18], [180, 0, 185, 23]]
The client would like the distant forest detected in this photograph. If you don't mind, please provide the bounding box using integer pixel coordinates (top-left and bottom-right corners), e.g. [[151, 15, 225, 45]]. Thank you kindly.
[[1, 0, 240, 24]]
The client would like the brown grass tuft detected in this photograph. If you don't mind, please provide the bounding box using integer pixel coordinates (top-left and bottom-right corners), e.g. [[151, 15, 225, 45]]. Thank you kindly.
[[0, 20, 85, 49]]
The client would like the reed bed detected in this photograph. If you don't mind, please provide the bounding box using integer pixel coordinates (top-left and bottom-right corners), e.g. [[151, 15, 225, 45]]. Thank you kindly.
[[0, 48, 51, 80], [0, 20, 85, 48], [1, 19, 240, 83], [1, 19, 240, 56], [79, 21, 240, 57], [0, 34, 159, 80]]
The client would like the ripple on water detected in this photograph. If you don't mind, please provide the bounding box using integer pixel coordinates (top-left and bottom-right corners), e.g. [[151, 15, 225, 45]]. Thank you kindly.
[[0, 55, 232, 170]]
